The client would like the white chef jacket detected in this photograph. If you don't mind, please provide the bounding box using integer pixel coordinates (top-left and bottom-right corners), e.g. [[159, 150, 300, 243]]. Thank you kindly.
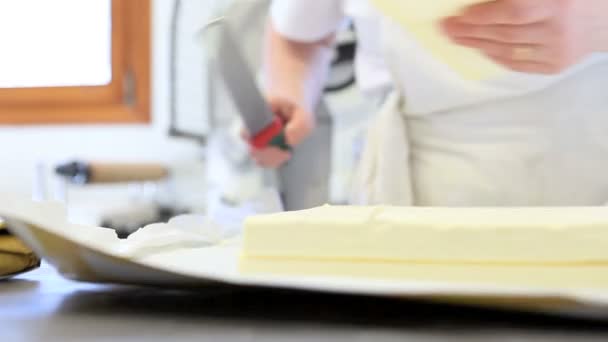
[[271, 0, 392, 97], [271, 0, 608, 206]]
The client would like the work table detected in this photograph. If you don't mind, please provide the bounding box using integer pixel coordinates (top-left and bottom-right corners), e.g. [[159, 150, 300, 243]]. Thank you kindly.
[[2, 264, 608, 342]]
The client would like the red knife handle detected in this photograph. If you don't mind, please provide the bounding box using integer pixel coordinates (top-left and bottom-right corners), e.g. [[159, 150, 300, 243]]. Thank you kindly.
[[250, 116, 291, 151]]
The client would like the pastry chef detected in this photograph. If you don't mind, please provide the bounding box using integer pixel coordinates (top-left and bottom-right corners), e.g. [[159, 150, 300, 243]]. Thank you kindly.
[[251, 0, 608, 206]]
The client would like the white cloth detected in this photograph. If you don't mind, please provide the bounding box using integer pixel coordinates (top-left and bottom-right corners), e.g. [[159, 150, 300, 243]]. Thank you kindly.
[[272, 0, 608, 206]]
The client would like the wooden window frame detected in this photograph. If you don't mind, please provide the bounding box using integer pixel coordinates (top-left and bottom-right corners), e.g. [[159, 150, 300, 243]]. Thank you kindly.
[[0, 0, 151, 125]]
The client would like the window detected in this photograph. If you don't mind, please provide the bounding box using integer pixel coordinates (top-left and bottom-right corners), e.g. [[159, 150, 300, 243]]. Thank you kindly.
[[0, 0, 151, 124]]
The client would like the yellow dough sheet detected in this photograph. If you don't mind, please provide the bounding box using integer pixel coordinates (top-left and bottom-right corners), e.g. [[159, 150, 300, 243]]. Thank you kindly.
[[371, 0, 506, 80]]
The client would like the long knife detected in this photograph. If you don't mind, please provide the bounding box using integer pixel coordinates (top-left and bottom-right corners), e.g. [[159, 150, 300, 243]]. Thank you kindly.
[[202, 16, 290, 151]]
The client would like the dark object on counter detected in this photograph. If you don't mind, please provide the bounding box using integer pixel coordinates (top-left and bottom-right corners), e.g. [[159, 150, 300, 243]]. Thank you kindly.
[[55, 161, 170, 185], [100, 204, 190, 239]]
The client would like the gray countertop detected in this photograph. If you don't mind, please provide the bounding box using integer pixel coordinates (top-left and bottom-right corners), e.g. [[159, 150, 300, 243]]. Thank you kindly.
[[3, 264, 608, 342]]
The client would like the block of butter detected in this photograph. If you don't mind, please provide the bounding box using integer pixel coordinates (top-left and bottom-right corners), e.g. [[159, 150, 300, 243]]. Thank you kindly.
[[370, 0, 505, 80], [243, 206, 608, 265]]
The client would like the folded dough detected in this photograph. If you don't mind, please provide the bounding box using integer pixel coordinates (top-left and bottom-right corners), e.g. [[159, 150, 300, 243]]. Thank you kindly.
[[0, 222, 40, 278], [370, 0, 505, 80]]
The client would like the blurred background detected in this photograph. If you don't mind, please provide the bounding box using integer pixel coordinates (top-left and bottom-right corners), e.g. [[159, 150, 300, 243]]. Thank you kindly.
[[0, 0, 374, 236]]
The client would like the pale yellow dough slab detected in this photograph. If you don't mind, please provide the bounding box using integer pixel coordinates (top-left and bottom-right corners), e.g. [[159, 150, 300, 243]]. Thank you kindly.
[[241, 258, 608, 290], [371, 0, 505, 80], [243, 206, 608, 264]]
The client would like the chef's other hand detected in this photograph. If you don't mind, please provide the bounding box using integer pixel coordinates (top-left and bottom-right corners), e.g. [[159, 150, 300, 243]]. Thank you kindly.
[[442, 0, 608, 74], [243, 97, 315, 169]]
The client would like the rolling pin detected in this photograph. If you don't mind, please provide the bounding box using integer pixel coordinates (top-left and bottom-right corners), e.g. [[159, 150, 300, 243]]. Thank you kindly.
[[55, 161, 170, 184]]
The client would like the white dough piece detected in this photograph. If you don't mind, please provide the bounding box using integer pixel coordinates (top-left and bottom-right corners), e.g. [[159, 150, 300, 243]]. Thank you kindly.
[[243, 206, 608, 264], [371, 0, 506, 80]]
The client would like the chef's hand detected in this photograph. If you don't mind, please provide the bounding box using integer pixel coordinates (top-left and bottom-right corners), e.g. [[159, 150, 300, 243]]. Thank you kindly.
[[243, 97, 315, 169], [441, 0, 608, 74]]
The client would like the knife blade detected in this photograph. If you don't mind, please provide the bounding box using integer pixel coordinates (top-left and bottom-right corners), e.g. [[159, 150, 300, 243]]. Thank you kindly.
[[203, 17, 290, 151]]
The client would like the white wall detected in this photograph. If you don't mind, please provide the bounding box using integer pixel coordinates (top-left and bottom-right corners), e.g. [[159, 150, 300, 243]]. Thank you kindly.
[[0, 0, 208, 211]]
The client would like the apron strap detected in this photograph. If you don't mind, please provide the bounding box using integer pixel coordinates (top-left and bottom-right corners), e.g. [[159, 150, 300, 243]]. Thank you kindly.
[[350, 91, 413, 205]]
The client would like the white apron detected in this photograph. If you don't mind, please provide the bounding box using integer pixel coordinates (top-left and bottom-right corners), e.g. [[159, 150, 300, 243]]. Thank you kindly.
[[353, 18, 608, 207]]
